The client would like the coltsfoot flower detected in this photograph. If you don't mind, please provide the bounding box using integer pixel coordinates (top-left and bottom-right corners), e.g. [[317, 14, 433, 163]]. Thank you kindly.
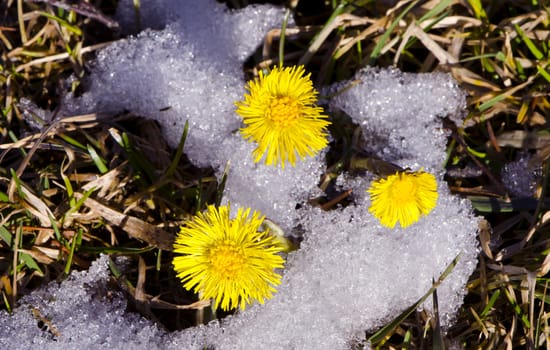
[[172, 204, 285, 311], [235, 65, 331, 168], [368, 170, 438, 228]]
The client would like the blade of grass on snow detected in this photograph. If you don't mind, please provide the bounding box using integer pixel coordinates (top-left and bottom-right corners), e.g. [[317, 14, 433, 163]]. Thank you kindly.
[[368, 254, 460, 344], [165, 120, 189, 179]]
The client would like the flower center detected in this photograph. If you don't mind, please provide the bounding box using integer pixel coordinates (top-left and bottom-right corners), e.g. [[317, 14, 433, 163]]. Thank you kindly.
[[209, 240, 246, 278], [266, 96, 300, 128], [391, 175, 417, 203]]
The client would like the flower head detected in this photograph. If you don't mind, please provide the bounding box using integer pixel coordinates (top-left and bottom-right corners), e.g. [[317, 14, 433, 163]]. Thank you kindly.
[[235, 65, 331, 168], [368, 170, 438, 228], [172, 204, 285, 311]]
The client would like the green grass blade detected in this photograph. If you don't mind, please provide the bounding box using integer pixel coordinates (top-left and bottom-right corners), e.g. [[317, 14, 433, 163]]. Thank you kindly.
[[64, 187, 96, 219], [9, 168, 25, 199], [466, 146, 486, 158], [63, 228, 81, 275], [19, 252, 44, 277], [368, 254, 460, 344], [478, 93, 508, 113], [432, 286, 445, 350], [514, 24, 544, 60], [369, 0, 420, 64], [215, 161, 230, 207], [298, 1, 347, 66], [8, 131, 27, 157], [1, 291, 11, 313], [108, 255, 124, 279], [59, 133, 87, 150], [195, 179, 204, 214], [62, 173, 75, 207], [403, 328, 412, 348], [418, 0, 454, 23], [87, 144, 108, 174], [121, 132, 156, 185], [504, 286, 531, 329], [0, 226, 13, 246], [466, 0, 488, 20], [165, 120, 189, 179], [41, 175, 50, 191], [48, 213, 63, 243], [38, 11, 82, 36], [480, 289, 501, 318], [536, 64, 550, 84]]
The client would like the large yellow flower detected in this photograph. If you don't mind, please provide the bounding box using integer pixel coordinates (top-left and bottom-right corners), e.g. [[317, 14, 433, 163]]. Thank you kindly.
[[368, 170, 438, 228], [172, 204, 285, 311], [235, 65, 331, 168]]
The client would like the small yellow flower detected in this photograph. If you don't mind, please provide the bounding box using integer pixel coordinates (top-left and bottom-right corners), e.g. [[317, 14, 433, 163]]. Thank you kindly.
[[172, 204, 285, 311], [235, 65, 331, 168], [368, 170, 438, 228]]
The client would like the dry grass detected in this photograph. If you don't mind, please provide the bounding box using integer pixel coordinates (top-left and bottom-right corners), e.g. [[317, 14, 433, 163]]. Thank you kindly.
[[1, 0, 550, 348], [0, 0, 219, 324]]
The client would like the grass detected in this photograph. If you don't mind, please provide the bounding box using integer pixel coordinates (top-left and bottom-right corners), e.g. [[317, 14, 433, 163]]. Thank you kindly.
[[1, 0, 550, 348]]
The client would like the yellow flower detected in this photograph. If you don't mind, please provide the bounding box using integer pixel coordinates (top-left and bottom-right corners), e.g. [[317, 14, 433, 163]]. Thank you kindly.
[[172, 204, 285, 311], [368, 170, 438, 228], [235, 65, 331, 168]]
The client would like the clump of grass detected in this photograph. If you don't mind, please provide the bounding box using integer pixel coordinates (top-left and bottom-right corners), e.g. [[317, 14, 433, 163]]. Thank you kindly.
[[0, 109, 221, 319], [0, 0, 221, 327], [0, 3, 245, 337], [0, 1, 116, 117]]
